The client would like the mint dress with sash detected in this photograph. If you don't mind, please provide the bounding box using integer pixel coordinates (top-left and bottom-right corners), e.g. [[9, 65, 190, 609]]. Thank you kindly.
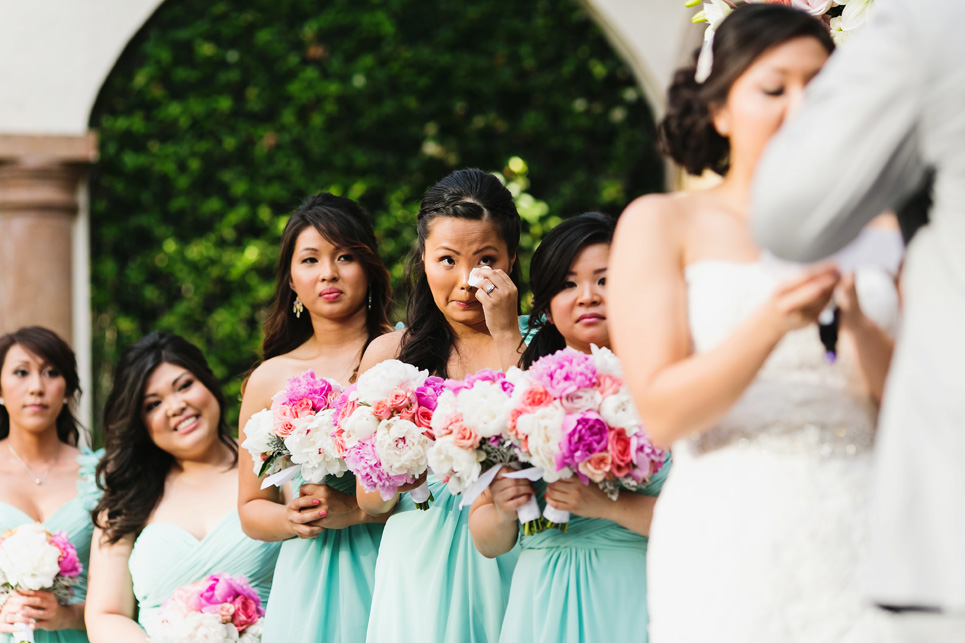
[[262, 472, 384, 643], [498, 458, 671, 643], [127, 510, 280, 630], [0, 448, 102, 643]]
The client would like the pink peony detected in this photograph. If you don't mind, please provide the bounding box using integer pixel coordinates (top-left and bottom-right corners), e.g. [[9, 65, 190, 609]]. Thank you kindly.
[[343, 439, 413, 501], [50, 531, 82, 578], [528, 348, 598, 398], [275, 369, 335, 411]]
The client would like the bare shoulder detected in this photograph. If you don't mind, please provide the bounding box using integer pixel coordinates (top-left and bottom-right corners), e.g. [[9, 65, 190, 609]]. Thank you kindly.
[[242, 357, 292, 411], [618, 192, 693, 238], [359, 330, 404, 373]]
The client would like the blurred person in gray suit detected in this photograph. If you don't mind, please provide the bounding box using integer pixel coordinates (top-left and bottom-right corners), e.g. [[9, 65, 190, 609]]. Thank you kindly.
[[752, 0, 965, 639]]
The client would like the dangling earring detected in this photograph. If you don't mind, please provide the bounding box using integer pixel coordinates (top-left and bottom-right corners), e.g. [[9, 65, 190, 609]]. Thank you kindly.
[[293, 296, 304, 318], [0, 397, 4, 406], [367, 290, 372, 311]]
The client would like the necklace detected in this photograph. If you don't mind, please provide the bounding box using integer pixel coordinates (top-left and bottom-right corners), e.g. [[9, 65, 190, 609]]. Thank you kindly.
[[7, 444, 58, 486]]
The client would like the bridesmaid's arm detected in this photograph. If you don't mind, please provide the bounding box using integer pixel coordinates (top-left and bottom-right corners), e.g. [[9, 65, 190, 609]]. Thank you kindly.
[[84, 527, 149, 642], [544, 479, 657, 536], [468, 472, 533, 558], [355, 474, 426, 517]]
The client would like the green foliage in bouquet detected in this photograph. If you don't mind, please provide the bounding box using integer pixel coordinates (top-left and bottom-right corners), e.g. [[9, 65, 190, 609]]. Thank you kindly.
[[89, 0, 663, 432]]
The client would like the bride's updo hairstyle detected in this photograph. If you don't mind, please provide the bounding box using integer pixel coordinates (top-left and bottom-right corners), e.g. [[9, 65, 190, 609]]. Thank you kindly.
[[398, 168, 522, 377], [659, 3, 834, 176]]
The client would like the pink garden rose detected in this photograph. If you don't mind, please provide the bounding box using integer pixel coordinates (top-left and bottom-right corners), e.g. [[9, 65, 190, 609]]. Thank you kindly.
[[597, 374, 622, 399], [577, 452, 612, 483], [290, 397, 314, 419], [414, 406, 434, 431], [372, 400, 392, 420], [450, 422, 481, 450], [388, 389, 413, 412], [519, 382, 554, 412], [231, 594, 261, 631]]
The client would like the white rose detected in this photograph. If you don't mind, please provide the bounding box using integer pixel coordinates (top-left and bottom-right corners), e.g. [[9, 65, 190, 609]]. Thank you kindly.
[[240, 408, 276, 474], [284, 409, 348, 483], [0, 523, 61, 590], [375, 416, 431, 477], [590, 344, 624, 377], [516, 404, 568, 482], [430, 390, 460, 433], [599, 389, 642, 433], [560, 388, 602, 414], [355, 359, 426, 404], [343, 406, 380, 442], [456, 381, 510, 438]]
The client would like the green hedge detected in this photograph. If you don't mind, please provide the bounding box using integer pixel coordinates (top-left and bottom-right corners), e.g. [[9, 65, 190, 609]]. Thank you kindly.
[[89, 0, 663, 431]]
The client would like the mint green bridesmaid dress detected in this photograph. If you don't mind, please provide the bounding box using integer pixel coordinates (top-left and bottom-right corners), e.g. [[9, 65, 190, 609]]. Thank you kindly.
[[499, 457, 671, 643], [262, 472, 384, 643], [0, 448, 102, 643], [128, 509, 280, 630], [365, 474, 519, 643]]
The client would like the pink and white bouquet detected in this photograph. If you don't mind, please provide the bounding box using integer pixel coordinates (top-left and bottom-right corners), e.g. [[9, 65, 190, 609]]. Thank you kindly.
[[0, 523, 82, 643], [506, 346, 667, 533], [427, 369, 520, 504], [332, 359, 445, 510], [241, 370, 347, 489], [146, 574, 264, 642]]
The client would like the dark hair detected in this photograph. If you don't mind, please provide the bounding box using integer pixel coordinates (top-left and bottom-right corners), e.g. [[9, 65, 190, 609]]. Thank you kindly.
[[398, 168, 522, 377], [93, 332, 236, 544], [521, 213, 615, 368], [0, 326, 82, 446], [261, 193, 392, 362], [659, 3, 834, 176]]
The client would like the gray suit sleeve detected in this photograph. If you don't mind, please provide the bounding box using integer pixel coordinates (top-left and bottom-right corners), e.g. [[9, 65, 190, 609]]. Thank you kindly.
[[751, 0, 927, 261]]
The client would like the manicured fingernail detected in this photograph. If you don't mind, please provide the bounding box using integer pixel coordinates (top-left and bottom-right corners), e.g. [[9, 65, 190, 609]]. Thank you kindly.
[[319, 510, 327, 517], [313, 499, 320, 505]]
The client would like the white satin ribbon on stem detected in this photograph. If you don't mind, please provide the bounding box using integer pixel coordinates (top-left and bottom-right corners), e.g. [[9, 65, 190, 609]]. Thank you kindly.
[[260, 464, 301, 490], [458, 463, 506, 509], [409, 480, 431, 504]]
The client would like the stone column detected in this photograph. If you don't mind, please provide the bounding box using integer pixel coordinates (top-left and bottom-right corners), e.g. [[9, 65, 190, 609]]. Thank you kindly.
[[0, 133, 98, 344]]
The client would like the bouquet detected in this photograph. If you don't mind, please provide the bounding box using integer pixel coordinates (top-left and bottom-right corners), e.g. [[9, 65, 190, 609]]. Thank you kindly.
[[241, 370, 346, 489], [146, 574, 264, 642], [0, 523, 82, 643], [332, 360, 444, 510], [506, 346, 667, 533], [427, 369, 520, 505]]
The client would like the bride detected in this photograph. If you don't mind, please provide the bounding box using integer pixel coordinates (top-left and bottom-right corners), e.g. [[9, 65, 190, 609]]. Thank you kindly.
[[609, 4, 900, 641]]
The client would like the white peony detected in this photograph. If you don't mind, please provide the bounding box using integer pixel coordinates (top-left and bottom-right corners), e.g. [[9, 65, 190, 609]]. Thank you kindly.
[[374, 417, 431, 477], [284, 409, 348, 483], [240, 408, 276, 473], [599, 389, 642, 434], [355, 359, 426, 405], [590, 344, 624, 377], [239, 619, 264, 643], [456, 382, 510, 438], [427, 439, 482, 494], [342, 406, 381, 443], [430, 390, 460, 433], [0, 523, 61, 590], [516, 404, 569, 482]]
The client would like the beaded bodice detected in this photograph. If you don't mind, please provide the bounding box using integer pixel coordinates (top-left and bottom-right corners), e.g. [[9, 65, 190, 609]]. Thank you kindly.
[[680, 260, 899, 459]]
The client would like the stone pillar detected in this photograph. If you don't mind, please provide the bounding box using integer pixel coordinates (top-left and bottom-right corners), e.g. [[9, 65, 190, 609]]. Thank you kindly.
[[0, 133, 98, 344]]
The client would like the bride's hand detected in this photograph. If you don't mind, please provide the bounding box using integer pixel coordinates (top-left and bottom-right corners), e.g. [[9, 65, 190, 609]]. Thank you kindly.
[[835, 273, 869, 332], [765, 264, 840, 334]]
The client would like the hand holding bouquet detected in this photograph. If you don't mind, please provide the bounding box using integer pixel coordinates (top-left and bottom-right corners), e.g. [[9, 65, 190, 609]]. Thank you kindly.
[[333, 360, 444, 510], [146, 574, 264, 642], [241, 370, 346, 489], [0, 523, 82, 643], [507, 346, 666, 533]]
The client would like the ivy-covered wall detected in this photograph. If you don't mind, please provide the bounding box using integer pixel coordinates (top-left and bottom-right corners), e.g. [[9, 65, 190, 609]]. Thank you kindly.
[[89, 0, 663, 430]]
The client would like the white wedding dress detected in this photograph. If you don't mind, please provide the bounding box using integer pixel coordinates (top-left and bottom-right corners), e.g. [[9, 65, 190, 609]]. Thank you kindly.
[[648, 249, 902, 642]]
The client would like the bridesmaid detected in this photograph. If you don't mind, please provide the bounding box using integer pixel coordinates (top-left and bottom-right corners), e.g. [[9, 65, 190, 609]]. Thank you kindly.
[[358, 168, 523, 642], [468, 213, 669, 642], [85, 333, 279, 642], [0, 327, 100, 642], [237, 193, 393, 642]]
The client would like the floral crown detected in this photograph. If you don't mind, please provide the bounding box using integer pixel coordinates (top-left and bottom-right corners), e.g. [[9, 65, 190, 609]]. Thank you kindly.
[[687, 0, 876, 83]]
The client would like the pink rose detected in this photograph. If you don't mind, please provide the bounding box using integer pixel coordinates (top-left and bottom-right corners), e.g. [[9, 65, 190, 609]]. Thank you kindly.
[[597, 374, 622, 398], [398, 406, 416, 421], [388, 389, 413, 412], [450, 422, 480, 450], [577, 452, 611, 483], [520, 383, 553, 411], [231, 595, 260, 631], [414, 406, 434, 430], [337, 398, 359, 424], [373, 400, 392, 420], [290, 397, 314, 419], [608, 428, 633, 468], [272, 404, 297, 437]]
